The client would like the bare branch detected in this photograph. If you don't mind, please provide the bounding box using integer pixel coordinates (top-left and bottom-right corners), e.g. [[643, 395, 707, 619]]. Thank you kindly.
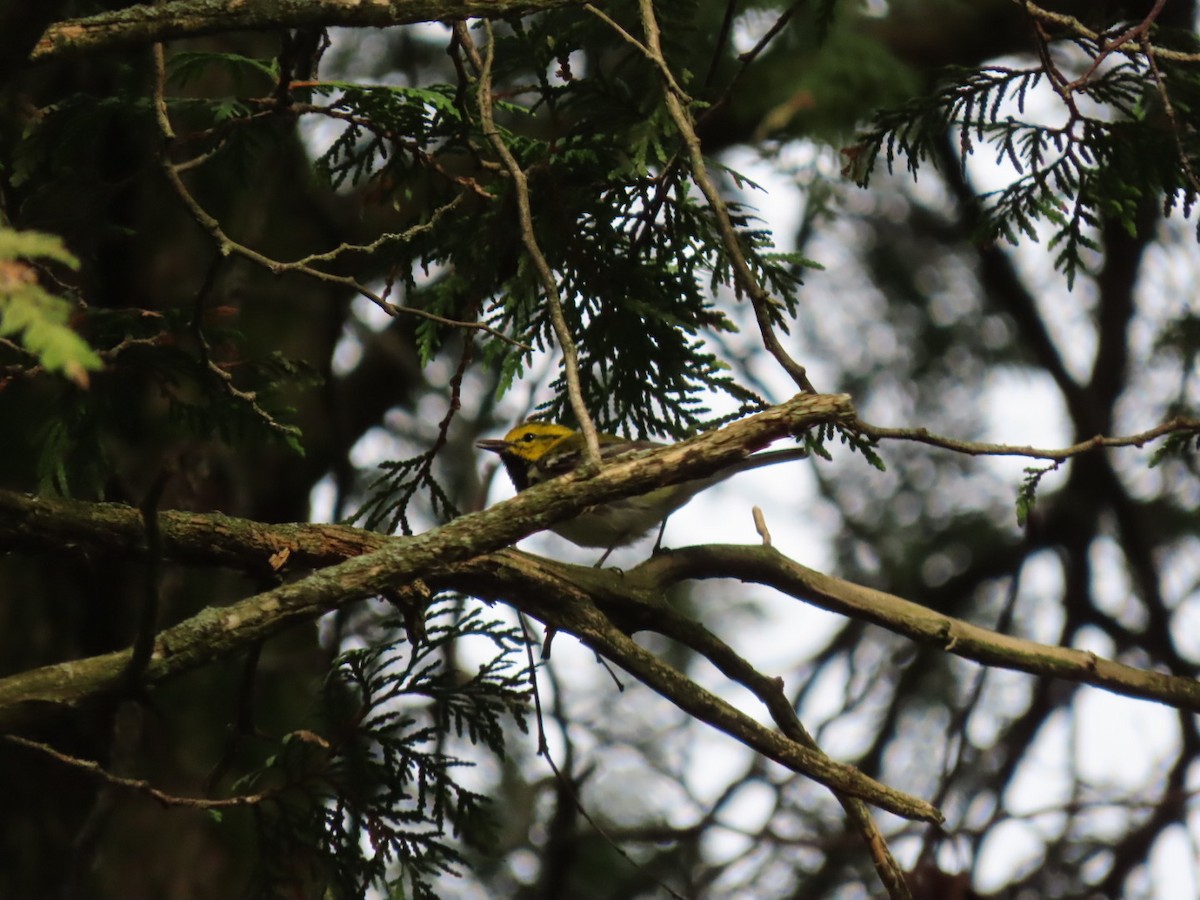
[[4, 734, 274, 809], [635, 545, 1200, 713], [635, 0, 816, 393], [147, 47, 527, 351], [1017, 0, 1200, 64], [460, 20, 601, 461], [855, 415, 1200, 460], [0, 392, 849, 724], [33, 0, 586, 62]]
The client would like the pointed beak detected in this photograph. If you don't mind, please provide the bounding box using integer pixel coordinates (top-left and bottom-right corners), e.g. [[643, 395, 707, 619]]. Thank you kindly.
[[476, 438, 510, 455]]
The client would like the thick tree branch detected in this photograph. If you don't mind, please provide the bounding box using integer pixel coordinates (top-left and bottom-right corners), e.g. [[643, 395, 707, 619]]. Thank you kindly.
[[7, 391, 1200, 854], [0, 523, 938, 821], [32, 0, 583, 62], [635, 545, 1200, 712], [4, 394, 1199, 723], [456, 554, 939, 822], [0, 392, 845, 722]]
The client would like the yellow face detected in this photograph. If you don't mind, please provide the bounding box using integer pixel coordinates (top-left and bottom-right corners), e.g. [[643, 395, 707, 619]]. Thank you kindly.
[[497, 422, 574, 462], [477, 422, 577, 489]]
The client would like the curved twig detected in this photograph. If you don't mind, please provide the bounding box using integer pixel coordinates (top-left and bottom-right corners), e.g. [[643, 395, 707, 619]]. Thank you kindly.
[[149, 45, 527, 351], [635, 0, 816, 393], [459, 20, 601, 461], [5, 734, 276, 809], [854, 415, 1200, 461]]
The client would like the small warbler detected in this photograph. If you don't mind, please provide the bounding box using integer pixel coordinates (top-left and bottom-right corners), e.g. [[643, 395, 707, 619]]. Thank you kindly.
[[477, 421, 808, 560]]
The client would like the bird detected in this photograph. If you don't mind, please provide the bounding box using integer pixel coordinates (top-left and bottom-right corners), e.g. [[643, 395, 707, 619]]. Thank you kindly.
[[477, 421, 808, 563]]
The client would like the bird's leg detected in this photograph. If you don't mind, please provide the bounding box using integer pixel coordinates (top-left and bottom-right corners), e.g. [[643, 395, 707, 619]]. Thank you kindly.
[[651, 517, 670, 554]]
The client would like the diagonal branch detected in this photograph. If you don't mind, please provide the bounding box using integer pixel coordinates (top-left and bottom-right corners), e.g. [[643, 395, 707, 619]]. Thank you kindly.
[[634, 545, 1200, 712], [3, 734, 276, 809], [514, 571, 941, 822], [635, 0, 816, 394], [147, 46, 525, 351], [459, 20, 601, 461], [5, 393, 1200, 724], [0, 392, 846, 724], [617, 575, 912, 897]]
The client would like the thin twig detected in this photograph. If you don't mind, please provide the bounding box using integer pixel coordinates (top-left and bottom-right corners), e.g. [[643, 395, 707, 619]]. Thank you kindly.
[[1060, 0, 1165, 92], [636, 0, 816, 394], [204, 642, 265, 796], [462, 20, 601, 462], [516, 615, 687, 900], [1019, 0, 1200, 63], [917, 547, 1030, 872], [4, 734, 272, 809], [752, 505, 771, 546], [152, 45, 299, 439], [582, 4, 685, 98], [172, 139, 228, 174], [1142, 35, 1200, 196], [854, 415, 1200, 461], [126, 473, 169, 683], [701, 0, 740, 92], [699, 0, 806, 129], [1, 331, 169, 381], [648, 597, 913, 898], [149, 46, 526, 351], [151, 43, 175, 139], [1031, 19, 1083, 123], [161, 163, 516, 344]]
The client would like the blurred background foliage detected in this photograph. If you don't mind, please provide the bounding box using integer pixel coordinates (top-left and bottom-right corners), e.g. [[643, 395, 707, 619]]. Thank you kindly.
[[3, 0, 1200, 897]]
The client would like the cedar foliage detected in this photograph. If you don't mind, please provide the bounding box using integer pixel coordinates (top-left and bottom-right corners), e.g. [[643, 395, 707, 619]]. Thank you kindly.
[[3, 1, 1200, 897]]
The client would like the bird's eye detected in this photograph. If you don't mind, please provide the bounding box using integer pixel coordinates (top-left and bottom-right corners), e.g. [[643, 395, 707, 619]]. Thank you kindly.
[[522, 432, 537, 442]]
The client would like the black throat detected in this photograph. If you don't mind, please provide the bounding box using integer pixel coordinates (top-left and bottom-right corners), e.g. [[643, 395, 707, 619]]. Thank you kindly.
[[501, 455, 534, 491]]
